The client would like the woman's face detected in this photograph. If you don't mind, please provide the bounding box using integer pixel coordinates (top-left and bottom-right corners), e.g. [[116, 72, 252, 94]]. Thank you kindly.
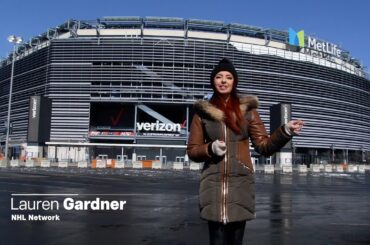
[[213, 71, 234, 95]]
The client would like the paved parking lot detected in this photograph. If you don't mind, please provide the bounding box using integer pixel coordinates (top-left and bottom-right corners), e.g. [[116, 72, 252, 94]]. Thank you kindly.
[[0, 168, 369, 245]]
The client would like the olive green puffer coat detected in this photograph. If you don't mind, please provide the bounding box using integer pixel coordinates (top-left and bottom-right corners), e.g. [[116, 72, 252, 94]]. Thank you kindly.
[[187, 95, 292, 223]]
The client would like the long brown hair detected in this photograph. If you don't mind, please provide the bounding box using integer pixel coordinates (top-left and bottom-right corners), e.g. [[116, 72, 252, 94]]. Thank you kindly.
[[210, 90, 245, 134]]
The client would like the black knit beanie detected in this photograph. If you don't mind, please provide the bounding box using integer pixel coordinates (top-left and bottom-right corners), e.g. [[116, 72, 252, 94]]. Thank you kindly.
[[210, 58, 238, 90]]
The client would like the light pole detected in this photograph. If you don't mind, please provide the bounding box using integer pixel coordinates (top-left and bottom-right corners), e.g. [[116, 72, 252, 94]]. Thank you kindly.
[[4, 35, 22, 163]]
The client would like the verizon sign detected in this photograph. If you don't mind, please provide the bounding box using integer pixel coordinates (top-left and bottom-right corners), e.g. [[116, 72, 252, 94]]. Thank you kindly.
[[31, 97, 38, 119], [283, 104, 289, 124], [27, 96, 51, 143], [136, 120, 181, 133]]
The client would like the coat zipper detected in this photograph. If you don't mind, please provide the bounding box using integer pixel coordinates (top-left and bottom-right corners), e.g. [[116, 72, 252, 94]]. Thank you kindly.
[[221, 124, 228, 224]]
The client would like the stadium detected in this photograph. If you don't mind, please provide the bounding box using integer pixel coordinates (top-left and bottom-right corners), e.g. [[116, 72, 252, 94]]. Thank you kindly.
[[0, 17, 369, 167]]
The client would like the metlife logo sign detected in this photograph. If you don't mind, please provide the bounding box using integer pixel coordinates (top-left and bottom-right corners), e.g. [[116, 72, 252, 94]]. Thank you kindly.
[[288, 28, 342, 58], [288, 28, 305, 48]]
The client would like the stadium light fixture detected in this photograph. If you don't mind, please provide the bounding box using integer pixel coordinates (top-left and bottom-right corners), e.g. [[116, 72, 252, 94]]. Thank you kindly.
[[7, 35, 22, 44], [4, 35, 22, 163]]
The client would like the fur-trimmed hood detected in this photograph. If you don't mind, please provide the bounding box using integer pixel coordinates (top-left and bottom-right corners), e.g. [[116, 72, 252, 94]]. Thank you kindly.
[[193, 95, 259, 121]]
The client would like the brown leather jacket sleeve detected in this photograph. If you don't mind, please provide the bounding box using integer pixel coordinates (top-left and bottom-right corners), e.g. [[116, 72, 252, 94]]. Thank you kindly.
[[248, 109, 292, 157], [187, 114, 213, 162]]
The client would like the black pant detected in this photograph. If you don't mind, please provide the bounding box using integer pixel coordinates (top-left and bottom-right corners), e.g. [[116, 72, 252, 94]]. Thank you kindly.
[[208, 221, 246, 245]]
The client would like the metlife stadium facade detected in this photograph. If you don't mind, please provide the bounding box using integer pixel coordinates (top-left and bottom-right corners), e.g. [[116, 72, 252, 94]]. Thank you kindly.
[[0, 17, 369, 165]]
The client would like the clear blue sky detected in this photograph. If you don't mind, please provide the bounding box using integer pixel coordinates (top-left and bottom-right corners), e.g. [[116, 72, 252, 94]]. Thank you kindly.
[[1, 0, 369, 72]]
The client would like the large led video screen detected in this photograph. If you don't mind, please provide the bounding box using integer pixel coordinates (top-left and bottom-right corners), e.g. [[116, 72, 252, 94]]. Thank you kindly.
[[90, 103, 135, 130]]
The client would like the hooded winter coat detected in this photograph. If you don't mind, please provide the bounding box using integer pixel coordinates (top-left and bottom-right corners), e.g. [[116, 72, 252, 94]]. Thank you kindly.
[[187, 95, 292, 223]]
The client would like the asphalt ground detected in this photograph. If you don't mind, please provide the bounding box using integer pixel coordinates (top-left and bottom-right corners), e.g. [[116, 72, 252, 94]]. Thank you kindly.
[[0, 167, 369, 245]]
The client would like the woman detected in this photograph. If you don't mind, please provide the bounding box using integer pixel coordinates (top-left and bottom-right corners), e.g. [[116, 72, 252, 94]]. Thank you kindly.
[[187, 58, 304, 245]]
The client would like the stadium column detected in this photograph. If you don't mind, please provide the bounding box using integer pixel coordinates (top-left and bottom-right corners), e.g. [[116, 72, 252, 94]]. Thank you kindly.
[[132, 104, 138, 161], [26, 96, 51, 159], [270, 103, 293, 168]]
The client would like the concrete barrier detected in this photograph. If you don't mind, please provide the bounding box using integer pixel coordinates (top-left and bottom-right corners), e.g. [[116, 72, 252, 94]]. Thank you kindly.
[[132, 161, 143, 169], [152, 160, 162, 169], [77, 161, 88, 168], [264, 165, 274, 174], [25, 160, 35, 167], [325, 164, 333, 172], [173, 162, 184, 170], [364, 165, 370, 175], [58, 161, 68, 168], [190, 162, 201, 170], [282, 165, 293, 173], [115, 161, 125, 169], [348, 165, 358, 173], [10, 160, 20, 167], [41, 160, 51, 168], [96, 160, 106, 168], [298, 165, 308, 173], [358, 165, 365, 174], [336, 165, 344, 172], [106, 159, 115, 168], [311, 164, 321, 173]]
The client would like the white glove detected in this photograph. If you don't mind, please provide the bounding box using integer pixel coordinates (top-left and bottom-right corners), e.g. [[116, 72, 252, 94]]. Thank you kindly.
[[212, 140, 227, 156], [284, 124, 293, 136]]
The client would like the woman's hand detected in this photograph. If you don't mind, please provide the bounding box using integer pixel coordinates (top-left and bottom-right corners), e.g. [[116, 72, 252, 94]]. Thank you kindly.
[[211, 140, 227, 156], [285, 120, 304, 136]]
